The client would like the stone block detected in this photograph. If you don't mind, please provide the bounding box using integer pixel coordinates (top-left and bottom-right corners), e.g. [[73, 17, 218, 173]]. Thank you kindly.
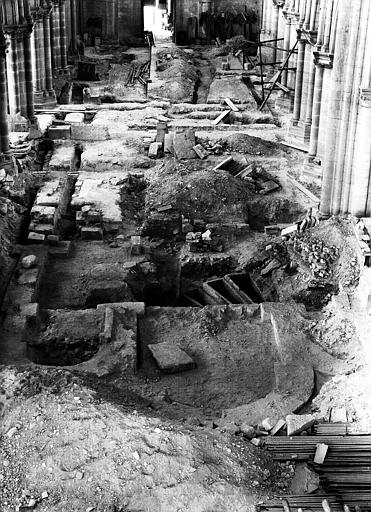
[[48, 126, 71, 140], [31, 205, 56, 224], [281, 225, 299, 237], [193, 144, 208, 159], [164, 133, 174, 154], [28, 232, 45, 244], [21, 302, 40, 320], [18, 268, 39, 286], [148, 342, 196, 374], [47, 234, 60, 246], [148, 142, 162, 159], [81, 227, 103, 240], [286, 413, 316, 436], [65, 112, 85, 124], [71, 124, 108, 141], [21, 254, 38, 269], [173, 131, 197, 159], [99, 307, 114, 343], [313, 443, 328, 464], [29, 223, 54, 235]]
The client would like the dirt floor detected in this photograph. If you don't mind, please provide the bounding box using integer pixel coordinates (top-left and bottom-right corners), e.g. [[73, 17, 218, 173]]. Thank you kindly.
[[1, 36, 371, 512]]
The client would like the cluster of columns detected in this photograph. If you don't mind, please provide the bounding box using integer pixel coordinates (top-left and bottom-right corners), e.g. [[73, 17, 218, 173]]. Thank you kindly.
[[319, 0, 371, 217], [0, 0, 78, 172], [261, 0, 371, 217], [30, 0, 69, 107], [0, 28, 11, 162]]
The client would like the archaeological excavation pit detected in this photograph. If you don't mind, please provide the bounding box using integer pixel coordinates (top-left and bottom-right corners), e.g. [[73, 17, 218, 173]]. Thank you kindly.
[[1, 1, 371, 510]]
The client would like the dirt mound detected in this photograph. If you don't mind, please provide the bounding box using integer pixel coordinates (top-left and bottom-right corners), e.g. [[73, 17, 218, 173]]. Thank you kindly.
[[224, 133, 287, 157], [145, 161, 251, 224], [150, 49, 199, 102], [0, 367, 291, 512]]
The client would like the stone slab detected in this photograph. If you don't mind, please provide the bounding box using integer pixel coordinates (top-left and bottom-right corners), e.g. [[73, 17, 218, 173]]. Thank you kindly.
[[148, 341, 196, 374], [48, 126, 71, 140], [18, 268, 39, 286], [173, 131, 197, 160], [65, 112, 85, 124]]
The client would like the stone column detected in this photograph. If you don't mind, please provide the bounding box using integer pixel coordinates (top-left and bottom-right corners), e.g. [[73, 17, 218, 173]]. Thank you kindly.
[[59, 0, 68, 69], [31, 17, 42, 92], [344, 2, 371, 216], [281, 11, 291, 86], [30, 24, 39, 91], [5, 33, 20, 115], [0, 32, 10, 154], [37, 16, 46, 93], [43, 9, 55, 95], [16, 30, 27, 117], [292, 32, 306, 124], [319, 2, 354, 217], [271, 1, 282, 64], [24, 26, 36, 121], [51, 1, 61, 71], [70, 0, 77, 53]]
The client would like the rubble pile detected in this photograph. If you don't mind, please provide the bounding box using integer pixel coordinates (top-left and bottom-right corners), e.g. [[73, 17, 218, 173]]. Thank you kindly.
[[291, 235, 339, 281]]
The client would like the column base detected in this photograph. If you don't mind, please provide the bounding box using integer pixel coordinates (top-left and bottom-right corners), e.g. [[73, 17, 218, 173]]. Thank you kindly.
[[289, 120, 312, 145], [275, 90, 295, 113], [301, 156, 322, 182], [34, 90, 58, 110], [29, 118, 42, 140], [53, 67, 71, 78]]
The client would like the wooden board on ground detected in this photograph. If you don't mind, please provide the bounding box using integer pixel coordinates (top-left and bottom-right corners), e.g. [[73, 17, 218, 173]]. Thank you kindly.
[[213, 110, 231, 125], [224, 98, 239, 112]]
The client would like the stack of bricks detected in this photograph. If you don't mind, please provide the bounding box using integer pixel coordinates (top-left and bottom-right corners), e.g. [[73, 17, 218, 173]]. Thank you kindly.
[[76, 205, 104, 240]]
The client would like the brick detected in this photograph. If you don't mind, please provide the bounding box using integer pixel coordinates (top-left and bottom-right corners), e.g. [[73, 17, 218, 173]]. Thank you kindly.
[[28, 232, 45, 244]]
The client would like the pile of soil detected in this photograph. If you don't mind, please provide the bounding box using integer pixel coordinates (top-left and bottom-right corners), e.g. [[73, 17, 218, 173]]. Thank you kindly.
[[0, 367, 293, 512], [223, 133, 288, 157], [151, 49, 199, 102], [144, 161, 252, 224]]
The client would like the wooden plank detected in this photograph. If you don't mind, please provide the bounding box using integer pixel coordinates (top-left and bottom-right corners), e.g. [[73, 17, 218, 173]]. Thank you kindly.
[[213, 156, 234, 171], [287, 174, 320, 203], [213, 110, 231, 125], [223, 98, 239, 112]]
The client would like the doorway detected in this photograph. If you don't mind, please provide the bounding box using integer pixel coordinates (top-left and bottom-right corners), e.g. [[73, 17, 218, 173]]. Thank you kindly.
[[143, 0, 173, 40]]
